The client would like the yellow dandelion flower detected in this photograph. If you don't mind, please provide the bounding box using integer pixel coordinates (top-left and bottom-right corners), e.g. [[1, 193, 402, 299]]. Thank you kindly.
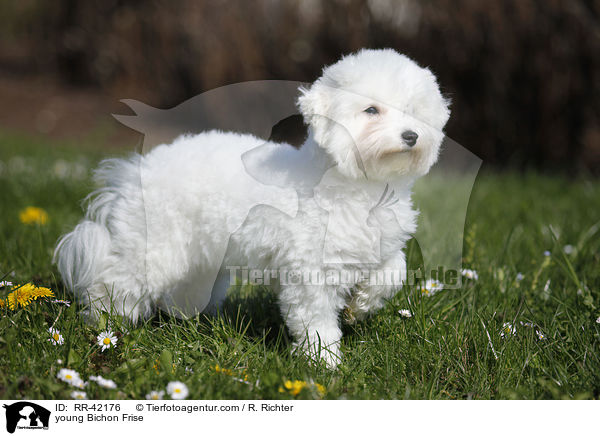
[[214, 364, 233, 376], [315, 383, 326, 396], [6, 283, 54, 309], [279, 380, 307, 396], [279, 380, 325, 396], [19, 207, 48, 225]]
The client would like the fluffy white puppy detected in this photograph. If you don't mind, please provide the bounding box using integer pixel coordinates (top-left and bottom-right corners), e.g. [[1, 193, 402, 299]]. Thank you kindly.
[[55, 48, 450, 367]]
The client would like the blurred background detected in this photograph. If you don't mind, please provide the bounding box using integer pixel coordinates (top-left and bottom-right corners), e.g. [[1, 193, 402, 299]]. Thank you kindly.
[[0, 0, 598, 172]]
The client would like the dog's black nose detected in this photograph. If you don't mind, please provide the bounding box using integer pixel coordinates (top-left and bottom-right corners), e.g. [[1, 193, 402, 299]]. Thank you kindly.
[[401, 130, 418, 147]]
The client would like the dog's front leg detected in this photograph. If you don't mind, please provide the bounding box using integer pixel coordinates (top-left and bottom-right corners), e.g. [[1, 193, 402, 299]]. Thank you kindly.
[[345, 254, 407, 323], [279, 282, 345, 369]]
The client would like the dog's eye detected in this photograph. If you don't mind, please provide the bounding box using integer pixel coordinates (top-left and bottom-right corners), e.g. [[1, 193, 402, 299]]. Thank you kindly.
[[364, 106, 379, 115]]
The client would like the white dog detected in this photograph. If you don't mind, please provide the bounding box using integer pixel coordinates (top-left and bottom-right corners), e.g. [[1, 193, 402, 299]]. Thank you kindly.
[[55, 49, 450, 367]]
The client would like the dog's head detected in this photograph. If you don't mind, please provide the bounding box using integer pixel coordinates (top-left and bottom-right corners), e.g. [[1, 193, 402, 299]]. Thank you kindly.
[[298, 48, 450, 181]]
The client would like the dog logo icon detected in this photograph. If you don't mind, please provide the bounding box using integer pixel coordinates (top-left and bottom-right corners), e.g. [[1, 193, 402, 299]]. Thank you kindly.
[[2, 402, 50, 433]]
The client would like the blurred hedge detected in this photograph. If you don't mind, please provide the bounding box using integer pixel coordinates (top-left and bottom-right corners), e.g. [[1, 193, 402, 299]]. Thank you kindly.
[[0, 0, 598, 171]]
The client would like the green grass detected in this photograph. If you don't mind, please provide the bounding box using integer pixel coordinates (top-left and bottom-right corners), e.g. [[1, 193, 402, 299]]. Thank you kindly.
[[1, 130, 599, 400]]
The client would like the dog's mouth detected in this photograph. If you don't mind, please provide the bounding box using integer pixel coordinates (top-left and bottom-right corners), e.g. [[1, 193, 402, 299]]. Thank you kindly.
[[378, 148, 412, 159]]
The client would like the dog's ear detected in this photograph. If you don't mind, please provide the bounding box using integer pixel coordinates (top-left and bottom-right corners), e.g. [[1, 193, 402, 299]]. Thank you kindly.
[[297, 83, 331, 145], [421, 67, 452, 130]]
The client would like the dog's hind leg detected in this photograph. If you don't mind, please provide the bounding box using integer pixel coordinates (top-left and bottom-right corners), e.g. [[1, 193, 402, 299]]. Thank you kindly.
[[81, 281, 154, 323]]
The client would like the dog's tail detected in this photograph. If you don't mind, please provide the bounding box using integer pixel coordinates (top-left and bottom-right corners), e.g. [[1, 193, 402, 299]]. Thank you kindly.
[[54, 155, 147, 320], [54, 219, 111, 304]]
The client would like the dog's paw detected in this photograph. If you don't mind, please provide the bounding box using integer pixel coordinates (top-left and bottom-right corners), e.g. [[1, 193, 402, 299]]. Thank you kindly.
[[293, 341, 342, 370], [343, 306, 357, 325], [320, 347, 342, 369], [343, 284, 371, 325]]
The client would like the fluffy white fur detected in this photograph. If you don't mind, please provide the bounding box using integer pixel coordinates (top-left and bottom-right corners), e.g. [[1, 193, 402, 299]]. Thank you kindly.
[[55, 48, 450, 368]]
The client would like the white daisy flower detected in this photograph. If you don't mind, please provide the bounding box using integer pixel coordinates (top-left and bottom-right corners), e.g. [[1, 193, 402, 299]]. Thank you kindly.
[[146, 390, 165, 400], [97, 330, 117, 352], [48, 327, 64, 345], [542, 279, 551, 300], [89, 375, 117, 389], [167, 381, 189, 399], [500, 322, 516, 338], [563, 244, 574, 255], [398, 309, 412, 318], [517, 321, 546, 340], [71, 390, 87, 400], [57, 368, 83, 387], [461, 269, 479, 280], [421, 279, 444, 296], [0, 281, 13, 287], [516, 273, 524, 282]]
